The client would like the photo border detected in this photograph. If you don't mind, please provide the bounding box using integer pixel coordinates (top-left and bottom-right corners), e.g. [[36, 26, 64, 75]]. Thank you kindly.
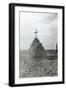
[[9, 3, 65, 87]]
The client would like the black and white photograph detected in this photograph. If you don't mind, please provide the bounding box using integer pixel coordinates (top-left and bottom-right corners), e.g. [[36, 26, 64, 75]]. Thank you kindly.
[[9, 3, 64, 86], [19, 11, 58, 78]]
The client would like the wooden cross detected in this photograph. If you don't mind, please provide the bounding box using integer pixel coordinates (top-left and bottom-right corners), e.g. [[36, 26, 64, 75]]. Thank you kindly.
[[34, 28, 38, 38]]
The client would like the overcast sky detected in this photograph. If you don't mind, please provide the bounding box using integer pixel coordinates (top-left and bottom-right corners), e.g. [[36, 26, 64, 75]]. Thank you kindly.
[[20, 11, 58, 50]]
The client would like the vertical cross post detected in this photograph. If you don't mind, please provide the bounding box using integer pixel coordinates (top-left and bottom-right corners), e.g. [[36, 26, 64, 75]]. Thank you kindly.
[[34, 28, 38, 38]]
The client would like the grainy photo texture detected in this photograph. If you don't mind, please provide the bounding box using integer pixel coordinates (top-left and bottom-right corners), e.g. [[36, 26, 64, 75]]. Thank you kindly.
[[19, 11, 58, 78]]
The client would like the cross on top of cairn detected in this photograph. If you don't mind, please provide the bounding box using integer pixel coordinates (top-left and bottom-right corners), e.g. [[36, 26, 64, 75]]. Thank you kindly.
[[34, 28, 38, 38]]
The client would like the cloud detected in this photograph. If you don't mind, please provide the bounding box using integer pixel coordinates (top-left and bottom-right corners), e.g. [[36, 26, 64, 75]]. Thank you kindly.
[[43, 13, 58, 24]]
